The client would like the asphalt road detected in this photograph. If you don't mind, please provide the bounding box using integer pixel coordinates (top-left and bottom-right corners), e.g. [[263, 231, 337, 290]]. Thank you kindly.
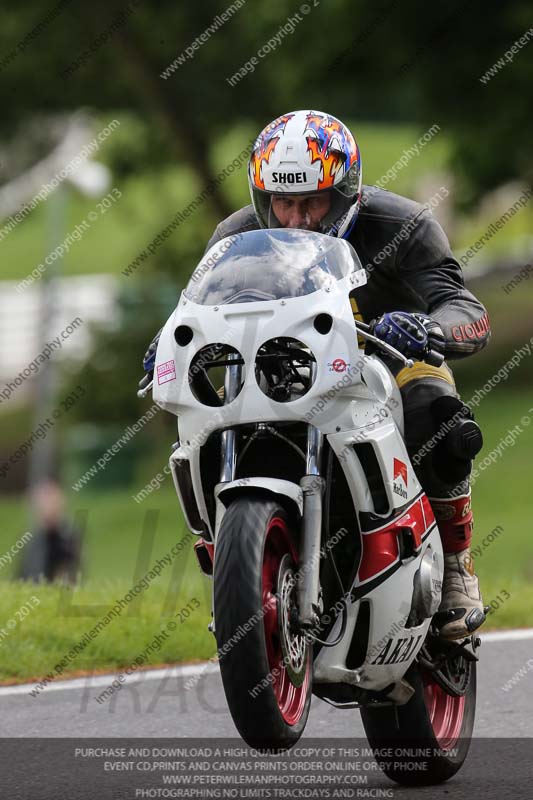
[[1, 632, 532, 799]]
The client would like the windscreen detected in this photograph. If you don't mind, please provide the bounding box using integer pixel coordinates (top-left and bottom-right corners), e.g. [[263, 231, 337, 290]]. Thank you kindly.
[[184, 229, 364, 305]]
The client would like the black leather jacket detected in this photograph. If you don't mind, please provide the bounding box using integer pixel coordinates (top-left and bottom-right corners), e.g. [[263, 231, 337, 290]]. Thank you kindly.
[[205, 185, 491, 359]]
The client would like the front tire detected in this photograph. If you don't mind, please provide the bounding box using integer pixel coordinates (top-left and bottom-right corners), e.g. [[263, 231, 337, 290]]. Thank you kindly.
[[360, 658, 476, 785], [213, 494, 312, 749]]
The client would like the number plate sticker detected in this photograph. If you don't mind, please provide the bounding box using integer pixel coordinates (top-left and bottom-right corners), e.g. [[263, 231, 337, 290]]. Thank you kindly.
[[157, 360, 176, 385]]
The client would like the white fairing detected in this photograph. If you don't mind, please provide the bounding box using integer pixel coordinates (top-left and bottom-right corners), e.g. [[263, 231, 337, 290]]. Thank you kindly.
[[153, 270, 369, 438], [152, 230, 442, 697]]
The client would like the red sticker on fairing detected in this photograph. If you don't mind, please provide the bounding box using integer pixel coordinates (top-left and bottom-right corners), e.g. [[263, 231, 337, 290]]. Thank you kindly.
[[157, 360, 176, 385], [393, 458, 408, 499], [328, 358, 349, 373], [393, 458, 408, 485]]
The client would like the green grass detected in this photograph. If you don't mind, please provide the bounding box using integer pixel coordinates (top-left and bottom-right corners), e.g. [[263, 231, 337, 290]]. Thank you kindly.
[[353, 121, 450, 194], [0, 166, 199, 282], [0, 388, 532, 684], [0, 488, 216, 683], [466, 388, 533, 629], [0, 579, 213, 686]]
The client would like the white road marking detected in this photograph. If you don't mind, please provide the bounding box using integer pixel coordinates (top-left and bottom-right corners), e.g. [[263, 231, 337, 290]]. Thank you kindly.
[[0, 662, 219, 697], [0, 628, 532, 698], [480, 628, 533, 643]]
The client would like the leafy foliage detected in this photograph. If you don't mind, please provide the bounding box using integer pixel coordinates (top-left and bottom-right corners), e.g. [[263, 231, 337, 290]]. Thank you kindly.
[[0, 0, 531, 203]]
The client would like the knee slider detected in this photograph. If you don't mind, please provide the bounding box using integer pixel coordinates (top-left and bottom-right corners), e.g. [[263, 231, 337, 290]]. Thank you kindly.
[[430, 396, 483, 482]]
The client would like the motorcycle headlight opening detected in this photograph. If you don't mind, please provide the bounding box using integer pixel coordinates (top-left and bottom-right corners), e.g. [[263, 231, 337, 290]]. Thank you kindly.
[[188, 343, 245, 407], [255, 337, 316, 403]]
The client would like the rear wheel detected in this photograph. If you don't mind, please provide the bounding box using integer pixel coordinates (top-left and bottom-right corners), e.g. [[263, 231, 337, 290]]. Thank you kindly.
[[360, 642, 476, 785], [213, 494, 312, 749]]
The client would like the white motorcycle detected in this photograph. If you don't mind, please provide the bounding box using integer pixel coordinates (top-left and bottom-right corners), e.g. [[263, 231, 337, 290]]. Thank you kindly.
[[139, 228, 479, 785]]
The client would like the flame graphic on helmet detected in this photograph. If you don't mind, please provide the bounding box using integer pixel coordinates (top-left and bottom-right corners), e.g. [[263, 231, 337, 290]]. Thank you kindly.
[[249, 113, 295, 190], [304, 113, 358, 190]]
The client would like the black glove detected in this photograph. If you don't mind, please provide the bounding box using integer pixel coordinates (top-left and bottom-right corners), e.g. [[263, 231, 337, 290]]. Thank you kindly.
[[412, 313, 446, 359]]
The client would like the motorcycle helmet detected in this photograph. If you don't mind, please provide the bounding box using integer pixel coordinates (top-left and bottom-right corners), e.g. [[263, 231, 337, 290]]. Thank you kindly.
[[248, 109, 362, 238]]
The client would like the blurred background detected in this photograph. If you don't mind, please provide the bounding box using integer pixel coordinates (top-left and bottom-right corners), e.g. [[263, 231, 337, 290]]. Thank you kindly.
[[0, 0, 532, 682]]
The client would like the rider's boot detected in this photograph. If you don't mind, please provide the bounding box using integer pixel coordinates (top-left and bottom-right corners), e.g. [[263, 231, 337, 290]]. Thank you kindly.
[[429, 491, 486, 640]]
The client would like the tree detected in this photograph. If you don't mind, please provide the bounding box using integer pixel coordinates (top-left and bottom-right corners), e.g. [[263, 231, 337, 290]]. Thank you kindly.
[[1, 0, 531, 212]]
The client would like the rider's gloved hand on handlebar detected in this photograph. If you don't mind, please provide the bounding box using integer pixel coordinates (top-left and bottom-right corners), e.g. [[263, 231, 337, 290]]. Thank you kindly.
[[142, 328, 162, 374], [371, 311, 445, 364]]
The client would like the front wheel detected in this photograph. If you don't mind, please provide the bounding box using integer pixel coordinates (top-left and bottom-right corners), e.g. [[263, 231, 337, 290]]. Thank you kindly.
[[360, 653, 476, 785], [213, 494, 312, 749]]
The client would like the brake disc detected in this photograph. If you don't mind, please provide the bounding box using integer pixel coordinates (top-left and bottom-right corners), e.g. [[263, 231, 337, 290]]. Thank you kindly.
[[277, 554, 308, 686]]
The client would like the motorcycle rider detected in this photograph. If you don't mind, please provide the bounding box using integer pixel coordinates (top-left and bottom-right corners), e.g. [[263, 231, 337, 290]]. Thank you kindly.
[[144, 110, 490, 640]]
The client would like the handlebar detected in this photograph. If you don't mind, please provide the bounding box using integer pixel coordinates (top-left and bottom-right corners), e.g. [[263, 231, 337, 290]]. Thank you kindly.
[[354, 321, 444, 368], [424, 349, 445, 367], [137, 372, 153, 398]]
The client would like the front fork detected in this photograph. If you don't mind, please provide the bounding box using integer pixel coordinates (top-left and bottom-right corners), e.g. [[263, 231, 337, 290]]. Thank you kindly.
[[219, 356, 241, 483], [298, 426, 325, 628], [217, 355, 325, 629]]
